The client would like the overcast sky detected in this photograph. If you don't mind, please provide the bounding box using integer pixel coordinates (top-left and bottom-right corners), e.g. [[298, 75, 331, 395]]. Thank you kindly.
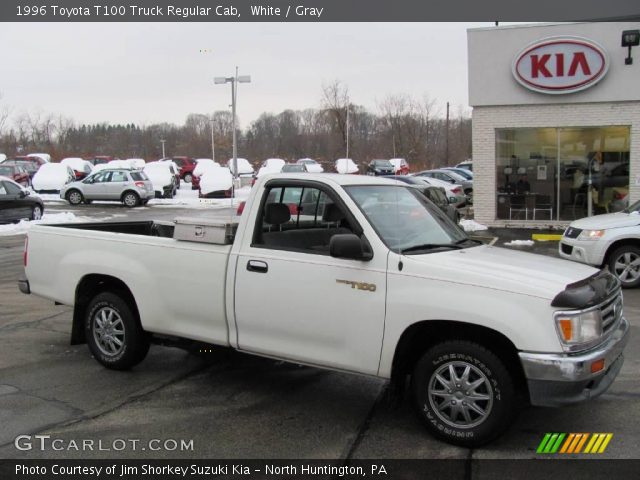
[[0, 22, 499, 129]]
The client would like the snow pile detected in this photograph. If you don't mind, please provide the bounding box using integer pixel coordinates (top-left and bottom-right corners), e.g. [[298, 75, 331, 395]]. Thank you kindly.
[[504, 240, 535, 247], [0, 212, 93, 236], [335, 158, 358, 174], [460, 219, 488, 232], [200, 167, 233, 195]]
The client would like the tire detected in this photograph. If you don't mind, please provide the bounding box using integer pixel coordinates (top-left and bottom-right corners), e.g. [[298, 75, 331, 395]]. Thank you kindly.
[[184, 173, 193, 184], [411, 340, 516, 447], [31, 205, 43, 221], [608, 245, 640, 288], [66, 190, 84, 206], [85, 292, 150, 370], [122, 191, 140, 208]]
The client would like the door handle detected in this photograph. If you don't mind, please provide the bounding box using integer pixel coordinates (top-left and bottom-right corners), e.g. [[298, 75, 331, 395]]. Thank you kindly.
[[247, 260, 268, 273]]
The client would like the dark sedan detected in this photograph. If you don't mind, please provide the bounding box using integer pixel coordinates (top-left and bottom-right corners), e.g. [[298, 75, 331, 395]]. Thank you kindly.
[[366, 159, 395, 176], [0, 176, 44, 223]]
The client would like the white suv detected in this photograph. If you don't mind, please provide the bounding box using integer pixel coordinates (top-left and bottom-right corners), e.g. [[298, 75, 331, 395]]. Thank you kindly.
[[559, 200, 640, 288]]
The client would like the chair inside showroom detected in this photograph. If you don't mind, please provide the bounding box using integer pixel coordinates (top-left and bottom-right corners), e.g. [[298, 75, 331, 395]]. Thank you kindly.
[[509, 194, 528, 220], [533, 194, 553, 220]]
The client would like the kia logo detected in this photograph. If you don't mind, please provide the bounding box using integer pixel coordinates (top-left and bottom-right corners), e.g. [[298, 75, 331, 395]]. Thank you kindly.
[[513, 36, 609, 94]]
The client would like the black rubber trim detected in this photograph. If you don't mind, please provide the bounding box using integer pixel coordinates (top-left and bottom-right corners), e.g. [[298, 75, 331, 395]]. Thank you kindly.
[[551, 269, 619, 309]]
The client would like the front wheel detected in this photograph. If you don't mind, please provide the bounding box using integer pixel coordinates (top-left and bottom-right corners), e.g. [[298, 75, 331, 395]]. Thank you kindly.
[[412, 340, 516, 447], [122, 192, 140, 208], [67, 190, 84, 205], [85, 292, 150, 370], [183, 173, 193, 183], [608, 245, 640, 288]]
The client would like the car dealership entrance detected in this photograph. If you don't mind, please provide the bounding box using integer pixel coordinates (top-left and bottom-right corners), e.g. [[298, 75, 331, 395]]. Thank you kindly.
[[468, 22, 640, 227]]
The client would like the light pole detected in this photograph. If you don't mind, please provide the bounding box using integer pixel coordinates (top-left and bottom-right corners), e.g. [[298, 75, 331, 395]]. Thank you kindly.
[[160, 139, 166, 158], [210, 115, 216, 162], [214, 67, 251, 186]]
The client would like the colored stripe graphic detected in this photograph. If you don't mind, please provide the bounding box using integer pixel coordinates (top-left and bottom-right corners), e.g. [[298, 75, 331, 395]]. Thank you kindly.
[[538, 433, 613, 454]]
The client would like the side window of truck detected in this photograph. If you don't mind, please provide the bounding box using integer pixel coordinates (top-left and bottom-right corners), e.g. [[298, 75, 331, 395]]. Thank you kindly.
[[254, 185, 353, 254]]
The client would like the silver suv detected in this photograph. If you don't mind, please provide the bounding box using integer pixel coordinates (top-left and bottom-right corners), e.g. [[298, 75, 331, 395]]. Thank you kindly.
[[60, 169, 155, 207]]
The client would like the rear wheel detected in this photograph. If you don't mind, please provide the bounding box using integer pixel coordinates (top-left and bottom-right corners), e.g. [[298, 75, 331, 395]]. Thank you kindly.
[[608, 245, 640, 288], [184, 173, 193, 183], [85, 292, 150, 370], [67, 190, 84, 205], [412, 340, 516, 447], [31, 205, 43, 220], [122, 191, 139, 208]]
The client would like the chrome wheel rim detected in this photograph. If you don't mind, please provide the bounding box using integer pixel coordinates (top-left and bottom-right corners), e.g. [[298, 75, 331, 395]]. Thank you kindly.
[[428, 361, 493, 429], [69, 192, 81, 204], [614, 252, 640, 283], [124, 194, 137, 206], [92, 307, 125, 356], [184, 174, 192, 183], [32, 206, 42, 220]]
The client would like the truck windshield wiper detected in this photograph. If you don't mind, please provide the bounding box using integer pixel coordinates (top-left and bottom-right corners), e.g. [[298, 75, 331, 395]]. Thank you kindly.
[[400, 243, 464, 254]]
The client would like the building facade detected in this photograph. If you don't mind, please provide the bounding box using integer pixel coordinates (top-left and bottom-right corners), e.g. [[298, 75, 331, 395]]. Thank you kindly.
[[468, 22, 640, 227]]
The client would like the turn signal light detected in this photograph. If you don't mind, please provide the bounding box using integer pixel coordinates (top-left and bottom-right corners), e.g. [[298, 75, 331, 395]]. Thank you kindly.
[[558, 319, 573, 341], [591, 359, 605, 373]]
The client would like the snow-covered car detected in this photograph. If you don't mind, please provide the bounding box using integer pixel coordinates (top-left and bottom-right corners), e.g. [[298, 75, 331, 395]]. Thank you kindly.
[[92, 159, 135, 173], [60, 157, 94, 180], [32, 163, 75, 193], [60, 168, 154, 207], [143, 161, 177, 198], [296, 158, 323, 173], [27, 153, 51, 163], [199, 167, 233, 198], [126, 158, 147, 170], [0, 175, 44, 223], [335, 158, 358, 174], [390, 158, 410, 175], [559, 200, 640, 288], [227, 158, 254, 176], [257, 159, 285, 178], [281, 163, 307, 173], [191, 159, 220, 190]]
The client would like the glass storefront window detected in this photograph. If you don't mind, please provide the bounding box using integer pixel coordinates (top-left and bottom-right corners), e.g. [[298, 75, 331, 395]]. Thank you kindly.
[[496, 126, 630, 221]]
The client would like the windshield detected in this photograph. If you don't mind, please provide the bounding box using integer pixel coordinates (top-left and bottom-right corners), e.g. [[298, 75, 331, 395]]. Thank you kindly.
[[373, 160, 392, 167], [345, 185, 471, 254]]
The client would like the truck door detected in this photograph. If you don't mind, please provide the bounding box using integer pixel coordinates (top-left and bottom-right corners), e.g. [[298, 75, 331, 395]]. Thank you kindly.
[[234, 181, 387, 375]]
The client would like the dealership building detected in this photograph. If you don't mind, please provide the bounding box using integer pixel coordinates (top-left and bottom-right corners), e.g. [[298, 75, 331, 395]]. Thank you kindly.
[[468, 22, 640, 227]]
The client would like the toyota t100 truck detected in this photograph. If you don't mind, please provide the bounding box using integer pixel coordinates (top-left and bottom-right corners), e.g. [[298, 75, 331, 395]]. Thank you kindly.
[[19, 173, 629, 446]]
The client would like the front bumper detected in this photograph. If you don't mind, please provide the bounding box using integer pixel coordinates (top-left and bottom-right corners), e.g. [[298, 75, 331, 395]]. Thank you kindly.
[[18, 275, 30, 294], [558, 237, 607, 266], [519, 316, 629, 407]]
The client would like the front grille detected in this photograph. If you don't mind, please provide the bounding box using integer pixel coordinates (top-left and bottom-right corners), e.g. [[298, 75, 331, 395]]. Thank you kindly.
[[564, 227, 582, 239], [600, 290, 623, 335], [560, 243, 573, 255]]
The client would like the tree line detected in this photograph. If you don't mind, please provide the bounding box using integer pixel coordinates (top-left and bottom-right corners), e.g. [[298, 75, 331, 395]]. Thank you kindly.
[[0, 83, 471, 171]]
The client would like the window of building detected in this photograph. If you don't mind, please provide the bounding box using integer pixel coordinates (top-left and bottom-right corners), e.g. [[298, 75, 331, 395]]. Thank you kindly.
[[496, 126, 631, 221]]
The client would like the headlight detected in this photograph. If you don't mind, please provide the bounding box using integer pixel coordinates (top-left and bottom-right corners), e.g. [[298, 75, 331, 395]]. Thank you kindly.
[[555, 309, 602, 351], [577, 229, 605, 241]]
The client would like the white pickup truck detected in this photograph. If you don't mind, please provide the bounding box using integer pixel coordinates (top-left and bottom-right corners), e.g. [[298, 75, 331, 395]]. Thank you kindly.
[[19, 174, 629, 446]]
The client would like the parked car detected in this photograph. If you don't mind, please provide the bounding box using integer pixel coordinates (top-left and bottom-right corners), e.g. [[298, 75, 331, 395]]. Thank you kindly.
[[0, 163, 31, 187], [126, 158, 147, 170], [366, 159, 395, 176], [171, 156, 197, 183], [61, 157, 94, 180], [414, 169, 473, 202], [22, 173, 629, 447], [199, 167, 233, 198], [335, 158, 358, 174], [191, 159, 220, 190], [32, 163, 75, 193], [456, 160, 473, 171], [409, 174, 466, 207], [389, 175, 459, 223], [12, 155, 47, 170], [86, 156, 114, 166], [27, 153, 51, 163], [560, 199, 640, 288], [2, 159, 40, 179], [143, 161, 177, 198], [0, 176, 44, 223], [227, 158, 255, 177], [60, 168, 155, 207], [281, 163, 308, 173], [257, 159, 286, 178], [296, 158, 323, 173], [442, 166, 474, 180], [390, 158, 410, 175]]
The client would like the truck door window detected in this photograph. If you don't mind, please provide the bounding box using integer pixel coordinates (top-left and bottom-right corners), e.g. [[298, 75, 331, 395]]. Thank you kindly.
[[255, 185, 354, 254]]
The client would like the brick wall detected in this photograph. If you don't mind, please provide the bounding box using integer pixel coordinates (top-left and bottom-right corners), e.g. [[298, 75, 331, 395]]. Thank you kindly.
[[472, 101, 640, 227]]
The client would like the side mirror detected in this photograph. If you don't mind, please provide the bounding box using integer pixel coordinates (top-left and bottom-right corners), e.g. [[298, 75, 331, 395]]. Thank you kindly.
[[19, 190, 27, 198], [330, 234, 372, 261]]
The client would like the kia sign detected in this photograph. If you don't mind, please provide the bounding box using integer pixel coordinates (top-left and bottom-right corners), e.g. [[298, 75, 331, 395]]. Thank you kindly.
[[512, 36, 609, 94]]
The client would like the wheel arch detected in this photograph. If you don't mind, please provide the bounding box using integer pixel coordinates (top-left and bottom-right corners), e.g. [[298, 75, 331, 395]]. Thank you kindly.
[[604, 237, 640, 265], [71, 274, 141, 345], [120, 189, 140, 201], [390, 320, 528, 398]]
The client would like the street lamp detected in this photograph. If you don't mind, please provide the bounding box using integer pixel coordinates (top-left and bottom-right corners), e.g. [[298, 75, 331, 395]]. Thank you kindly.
[[160, 139, 166, 159], [214, 67, 251, 187]]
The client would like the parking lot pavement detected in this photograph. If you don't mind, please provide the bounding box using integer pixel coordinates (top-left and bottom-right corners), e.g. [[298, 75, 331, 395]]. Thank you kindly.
[[0, 215, 638, 463]]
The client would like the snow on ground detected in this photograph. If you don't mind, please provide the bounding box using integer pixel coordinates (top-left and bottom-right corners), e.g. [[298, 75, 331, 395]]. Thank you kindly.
[[504, 240, 535, 247], [0, 212, 99, 237], [460, 219, 488, 232]]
